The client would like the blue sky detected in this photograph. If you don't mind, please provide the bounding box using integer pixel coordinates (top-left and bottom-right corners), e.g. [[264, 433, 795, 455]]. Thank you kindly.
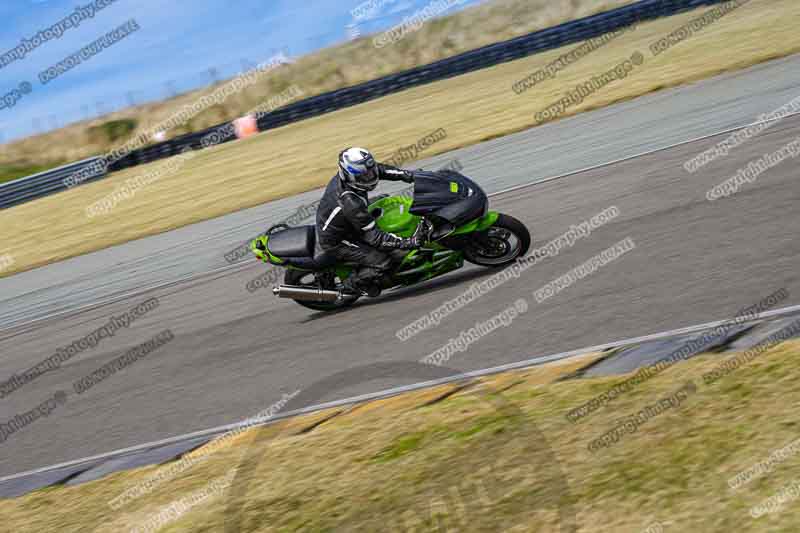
[[0, 0, 485, 143]]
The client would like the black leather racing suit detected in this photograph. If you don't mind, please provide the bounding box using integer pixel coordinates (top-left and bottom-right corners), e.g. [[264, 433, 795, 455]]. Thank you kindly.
[[315, 164, 416, 291]]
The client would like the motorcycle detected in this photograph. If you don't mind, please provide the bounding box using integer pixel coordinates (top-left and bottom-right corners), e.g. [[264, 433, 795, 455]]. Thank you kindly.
[[250, 169, 531, 311]]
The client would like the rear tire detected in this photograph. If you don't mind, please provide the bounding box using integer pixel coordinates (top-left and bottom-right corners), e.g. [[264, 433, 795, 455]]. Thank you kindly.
[[463, 214, 531, 268], [284, 270, 359, 312]]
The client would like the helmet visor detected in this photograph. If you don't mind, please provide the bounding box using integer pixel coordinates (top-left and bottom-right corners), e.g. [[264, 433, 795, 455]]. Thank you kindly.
[[353, 162, 378, 190]]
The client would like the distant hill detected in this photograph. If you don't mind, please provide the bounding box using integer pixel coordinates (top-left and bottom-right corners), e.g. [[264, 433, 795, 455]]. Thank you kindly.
[[0, 0, 635, 170]]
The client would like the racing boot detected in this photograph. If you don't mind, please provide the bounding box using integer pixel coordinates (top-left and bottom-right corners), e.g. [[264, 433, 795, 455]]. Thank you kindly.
[[339, 267, 383, 299]]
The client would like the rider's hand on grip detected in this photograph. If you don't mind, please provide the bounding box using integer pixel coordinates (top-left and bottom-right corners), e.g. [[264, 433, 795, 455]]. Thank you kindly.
[[410, 218, 433, 247]]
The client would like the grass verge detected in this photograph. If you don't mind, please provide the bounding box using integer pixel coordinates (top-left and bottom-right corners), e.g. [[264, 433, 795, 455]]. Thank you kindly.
[[1, 0, 798, 278], [2, 339, 800, 531]]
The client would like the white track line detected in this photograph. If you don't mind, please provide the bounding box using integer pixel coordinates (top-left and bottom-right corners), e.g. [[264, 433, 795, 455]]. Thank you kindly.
[[3, 303, 799, 485], [493, 110, 800, 197]]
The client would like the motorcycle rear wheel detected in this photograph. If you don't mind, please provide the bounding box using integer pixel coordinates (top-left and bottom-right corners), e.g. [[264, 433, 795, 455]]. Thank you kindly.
[[463, 213, 531, 267]]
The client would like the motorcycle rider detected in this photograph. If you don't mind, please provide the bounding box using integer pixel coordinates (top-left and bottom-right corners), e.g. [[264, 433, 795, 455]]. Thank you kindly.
[[316, 147, 430, 297]]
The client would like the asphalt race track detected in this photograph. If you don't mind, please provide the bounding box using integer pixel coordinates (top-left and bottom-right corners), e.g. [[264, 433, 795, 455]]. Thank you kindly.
[[1, 54, 798, 477]]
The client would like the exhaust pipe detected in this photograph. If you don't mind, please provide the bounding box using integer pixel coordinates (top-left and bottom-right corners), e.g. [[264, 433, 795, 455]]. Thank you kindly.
[[272, 285, 340, 302]]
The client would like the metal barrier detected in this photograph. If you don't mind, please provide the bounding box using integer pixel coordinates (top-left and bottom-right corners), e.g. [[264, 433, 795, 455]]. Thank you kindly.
[[0, 157, 107, 209], [5, 0, 732, 209]]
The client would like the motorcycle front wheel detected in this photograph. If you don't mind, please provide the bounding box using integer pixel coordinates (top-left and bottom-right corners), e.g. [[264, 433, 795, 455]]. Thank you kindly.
[[463, 213, 531, 268]]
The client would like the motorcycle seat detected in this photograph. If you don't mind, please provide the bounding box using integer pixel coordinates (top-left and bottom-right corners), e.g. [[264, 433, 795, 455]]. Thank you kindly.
[[268, 225, 338, 269], [267, 225, 316, 257]]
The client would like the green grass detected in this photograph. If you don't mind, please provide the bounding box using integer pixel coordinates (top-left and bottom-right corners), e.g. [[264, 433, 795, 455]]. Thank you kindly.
[[372, 432, 426, 462], [0, 163, 61, 184], [87, 119, 138, 145], [4, 342, 800, 531]]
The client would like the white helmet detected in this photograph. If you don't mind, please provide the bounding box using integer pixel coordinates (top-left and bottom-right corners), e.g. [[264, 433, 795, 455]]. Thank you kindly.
[[338, 147, 379, 191]]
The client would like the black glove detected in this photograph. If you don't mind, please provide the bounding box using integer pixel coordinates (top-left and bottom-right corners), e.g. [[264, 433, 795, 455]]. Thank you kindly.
[[380, 219, 430, 250], [408, 218, 433, 248], [401, 169, 415, 183]]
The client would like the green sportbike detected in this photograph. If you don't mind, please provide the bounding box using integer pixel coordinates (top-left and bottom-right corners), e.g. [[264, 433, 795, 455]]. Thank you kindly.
[[250, 169, 531, 311]]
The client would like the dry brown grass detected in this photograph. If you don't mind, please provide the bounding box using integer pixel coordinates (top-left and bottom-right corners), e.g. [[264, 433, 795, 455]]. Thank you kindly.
[[0, 0, 637, 168], [1, 0, 798, 278], [2, 337, 799, 532]]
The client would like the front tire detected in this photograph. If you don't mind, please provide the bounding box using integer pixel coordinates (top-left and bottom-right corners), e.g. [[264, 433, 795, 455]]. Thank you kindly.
[[284, 270, 359, 312], [463, 214, 531, 267]]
